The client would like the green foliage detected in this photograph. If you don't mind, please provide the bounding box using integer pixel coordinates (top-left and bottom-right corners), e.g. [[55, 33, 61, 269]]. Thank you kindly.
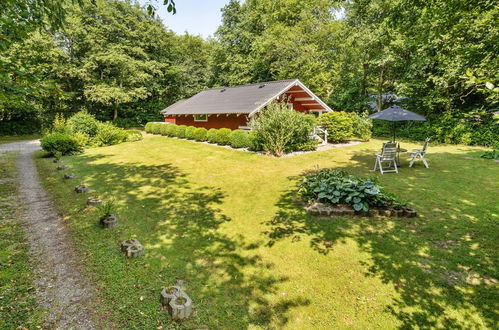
[[52, 113, 69, 133], [250, 102, 316, 156], [166, 124, 178, 137], [319, 112, 355, 143], [125, 130, 143, 142], [185, 126, 197, 139], [98, 199, 116, 217], [67, 111, 99, 137], [230, 130, 250, 148], [298, 169, 406, 212], [149, 123, 164, 135], [480, 150, 499, 160], [159, 123, 169, 136], [144, 122, 154, 133], [194, 127, 208, 141], [352, 113, 373, 141], [40, 133, 83, 156], [207, 128, 219, 143], [215, 128, 232, 145], [92, 122, 127, 146], [248, 130, 263, 151], [175, 125, 187, 138]]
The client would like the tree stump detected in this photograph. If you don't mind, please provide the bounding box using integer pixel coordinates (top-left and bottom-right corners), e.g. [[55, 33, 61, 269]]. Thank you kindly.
[[87, 196, 102, 206], [56, 165, 67, 170], [167, 292, 193, 321], [120, 238, 140, 252], [53, 159, 61, 163], [100, 215, 118, 228], [160, 286, 182, 306], [75, 185, 89, 193], [64, 173, 76, 179], [125, 243, 144, 258]]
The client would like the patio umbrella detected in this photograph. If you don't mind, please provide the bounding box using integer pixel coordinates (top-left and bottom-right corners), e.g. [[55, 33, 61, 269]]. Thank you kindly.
[[367, 105, 426, 141]]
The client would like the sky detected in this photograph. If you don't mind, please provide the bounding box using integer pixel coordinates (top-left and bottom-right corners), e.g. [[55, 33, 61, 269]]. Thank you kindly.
[[142, 0, 232, 38]]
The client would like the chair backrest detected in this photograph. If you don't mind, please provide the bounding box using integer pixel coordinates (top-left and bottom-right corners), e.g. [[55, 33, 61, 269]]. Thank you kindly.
[[421, 138, 430, 153], [382, 142, 397, 153], [381, 147, 398, 161]]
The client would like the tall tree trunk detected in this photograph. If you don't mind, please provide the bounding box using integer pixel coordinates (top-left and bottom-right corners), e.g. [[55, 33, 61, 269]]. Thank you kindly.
[[113, 104, 118, 121], [376, 67, 385, 112]]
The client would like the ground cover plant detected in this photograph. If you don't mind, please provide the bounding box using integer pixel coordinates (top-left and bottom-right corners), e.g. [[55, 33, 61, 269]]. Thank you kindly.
[[35, 135, 498, 329], [298, 169, 405, 211], [0, 153, 41, 328]]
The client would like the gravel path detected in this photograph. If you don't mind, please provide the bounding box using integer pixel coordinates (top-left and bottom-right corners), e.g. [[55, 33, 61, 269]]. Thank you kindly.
[[0, 141, 96, 329]]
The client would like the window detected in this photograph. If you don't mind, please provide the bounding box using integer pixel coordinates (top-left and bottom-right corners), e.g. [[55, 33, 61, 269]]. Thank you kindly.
[[194, 114, 208, 122]]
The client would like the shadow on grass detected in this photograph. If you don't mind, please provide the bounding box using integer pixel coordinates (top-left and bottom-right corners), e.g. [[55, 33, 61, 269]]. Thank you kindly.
[[263, 149, 498, 329], [65, 153, 309, 328]]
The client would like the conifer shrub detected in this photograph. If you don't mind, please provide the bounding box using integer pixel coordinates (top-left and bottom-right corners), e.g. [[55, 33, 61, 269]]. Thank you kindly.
[[216, 128, 232, 145], [230, 130, 250, 148], [194, 127, 208, 141], [207, 128, 218, 143]]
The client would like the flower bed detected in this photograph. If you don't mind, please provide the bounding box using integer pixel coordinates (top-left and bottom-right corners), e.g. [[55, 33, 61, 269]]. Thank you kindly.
[[298, 168, 416, 218]]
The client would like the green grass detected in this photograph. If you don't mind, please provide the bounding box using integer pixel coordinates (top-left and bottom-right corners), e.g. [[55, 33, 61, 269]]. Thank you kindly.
[[35, 135, 498, 329], [0, 134, 40, 145], [0, 153, 41, 328]]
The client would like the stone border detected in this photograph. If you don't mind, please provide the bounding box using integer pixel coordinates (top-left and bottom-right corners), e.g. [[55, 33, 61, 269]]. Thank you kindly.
[[160, 286, 193, 321], [305, 202, 417, 218], [120, 238, 144, 258], [99, 214, 118, 228]]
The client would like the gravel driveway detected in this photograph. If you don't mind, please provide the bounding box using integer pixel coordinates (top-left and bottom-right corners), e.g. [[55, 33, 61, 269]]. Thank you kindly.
[[0, 141, 96, 329]]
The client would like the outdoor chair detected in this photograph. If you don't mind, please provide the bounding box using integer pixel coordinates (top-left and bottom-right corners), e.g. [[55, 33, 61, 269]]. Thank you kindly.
[[374, 147, 399, 174], [408, 138, 430, 168]]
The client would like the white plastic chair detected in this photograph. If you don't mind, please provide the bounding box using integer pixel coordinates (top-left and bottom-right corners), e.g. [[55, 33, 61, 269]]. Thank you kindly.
[[408, 138, 430, 168], [374, 147, 398, 174]]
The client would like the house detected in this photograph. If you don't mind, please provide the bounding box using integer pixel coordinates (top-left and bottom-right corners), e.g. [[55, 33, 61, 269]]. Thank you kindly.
[[160, 79, 332, 130]]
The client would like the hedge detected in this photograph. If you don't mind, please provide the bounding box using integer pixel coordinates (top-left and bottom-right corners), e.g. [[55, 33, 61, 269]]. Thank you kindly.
[[230, 130, 250, 148], [216, 128, 232, 145], [185, 126, 196, 139], [207, 128, 218, 143], [194, 127, 208, 141]]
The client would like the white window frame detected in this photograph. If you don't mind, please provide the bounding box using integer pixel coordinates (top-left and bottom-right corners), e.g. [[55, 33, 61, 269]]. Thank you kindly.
[[194, 114, 208, 122]]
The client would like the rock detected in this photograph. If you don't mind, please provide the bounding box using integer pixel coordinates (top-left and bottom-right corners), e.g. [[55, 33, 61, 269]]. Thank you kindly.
[[342, 208, 355, 216], [395, 208, 405, 217], [64, 173, 76, 179], [100, 214, 118, 228], [330, 208, 344, 216], [121, 238, 140, 252], [318, 205, 333, 216], [56, 165, 67, 170], [160, 286, 182, 306], [53, 159, 61, 163], [87, 196, 102, 206], [368, 209, 379, 217], [167, 291, 193, 321], [75, 185, 89, 193]]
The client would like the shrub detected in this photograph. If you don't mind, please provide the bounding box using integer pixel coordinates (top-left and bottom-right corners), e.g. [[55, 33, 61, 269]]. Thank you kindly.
[[149, 122, 164, 134], [248, 131, 263, 151], [67, 111, 99, 137], [185, 126, 197, 139], [166, 124, 178, 137], [318, 111, 354, 143], [480, 150, 499, 159], [298, 169, 406, 211], [207, 128, 219, 143], [125, 130, 143, 142], [194, 127, 208, 141], [250, 102, 316, 156], [52, 113, 69, 133], [144, 122, 154, 133], [40, 132, 83, 156], [73, 132, 90, 147], [92, 122, 127, 146], [351, 113, 372, 141], [159, 123, 169, 136], [230, 130, 250, 148], [176, 125, 187, 138], [216, 128, 232, 145]]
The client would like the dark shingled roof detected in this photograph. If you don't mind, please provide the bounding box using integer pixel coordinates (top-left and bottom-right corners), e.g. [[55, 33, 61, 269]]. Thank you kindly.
[[160, 79, 328, 116]]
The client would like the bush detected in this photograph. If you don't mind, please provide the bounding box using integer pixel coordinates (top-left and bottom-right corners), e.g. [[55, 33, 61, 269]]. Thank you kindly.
[[149, 122, 164, 134], [52, 113, 69, 133], [185, 126, 197, 139], [230, 130, 250, 148], [207, 128, 219, 143], [166, 124, 178, 137], [318, 111, 354, 143], [144, 122, 154, 133], [480, 150, 499, 159], [216, 128, 232, 145], [248, 131, 263, 151], [40, 132, 83, 156], [352, 113, 373, 141], [194, 127, 208, 141], [125, 130, 143, 142], [298, 169, 406, 211], [92, 122, 127, 146], [176, 125, 187, 138], [250, 102, 316, 156], [67, 111, 99, 137]]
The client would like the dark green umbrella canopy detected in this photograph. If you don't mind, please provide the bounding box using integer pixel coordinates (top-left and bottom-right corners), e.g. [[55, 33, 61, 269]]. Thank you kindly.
[[368, 105, 426, 141]]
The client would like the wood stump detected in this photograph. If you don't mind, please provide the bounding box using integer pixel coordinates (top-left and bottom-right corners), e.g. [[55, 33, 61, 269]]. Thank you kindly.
[[64, 173, 76, 179], [75, 185, 89, 193], [100, 215, 118, 228], [56, 165, 67, 170], [87, 196, 102, 206]]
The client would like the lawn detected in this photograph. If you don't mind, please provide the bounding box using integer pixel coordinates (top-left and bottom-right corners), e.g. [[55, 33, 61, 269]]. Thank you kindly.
[[35, 135, 498, 329], [0, 153, 41, 328], [0, 134, 40, 145]]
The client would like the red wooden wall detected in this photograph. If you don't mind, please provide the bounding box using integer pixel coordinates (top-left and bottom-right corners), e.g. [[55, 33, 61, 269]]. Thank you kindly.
[[164, 114, 249, 130]]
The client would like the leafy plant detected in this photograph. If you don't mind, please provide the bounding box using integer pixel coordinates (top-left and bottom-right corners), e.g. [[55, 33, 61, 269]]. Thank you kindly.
[[40, 133, 83, 156], [480, 150, 499, 160], [215, 128, 232, 145], [298, 168, 406, 211], [207, 128, 219, 143], [98, 199, 116, 217], [125, 130, 143, 142], [67, 111, 99, 137], [318, 111, 354, 143], [230, 129, 249, 148], [352, 113, 372, 141], [175, 125, 187, 138], [250, 102, 316, 156], [185, 126, 196, 139], [194, 127, 208, 141], [92, 122, 128, 146], [54, 151, 62, 160]]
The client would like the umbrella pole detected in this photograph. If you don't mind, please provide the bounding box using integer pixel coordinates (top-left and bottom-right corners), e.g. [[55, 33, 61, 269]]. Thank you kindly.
[[392, 121, 396, 142]]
